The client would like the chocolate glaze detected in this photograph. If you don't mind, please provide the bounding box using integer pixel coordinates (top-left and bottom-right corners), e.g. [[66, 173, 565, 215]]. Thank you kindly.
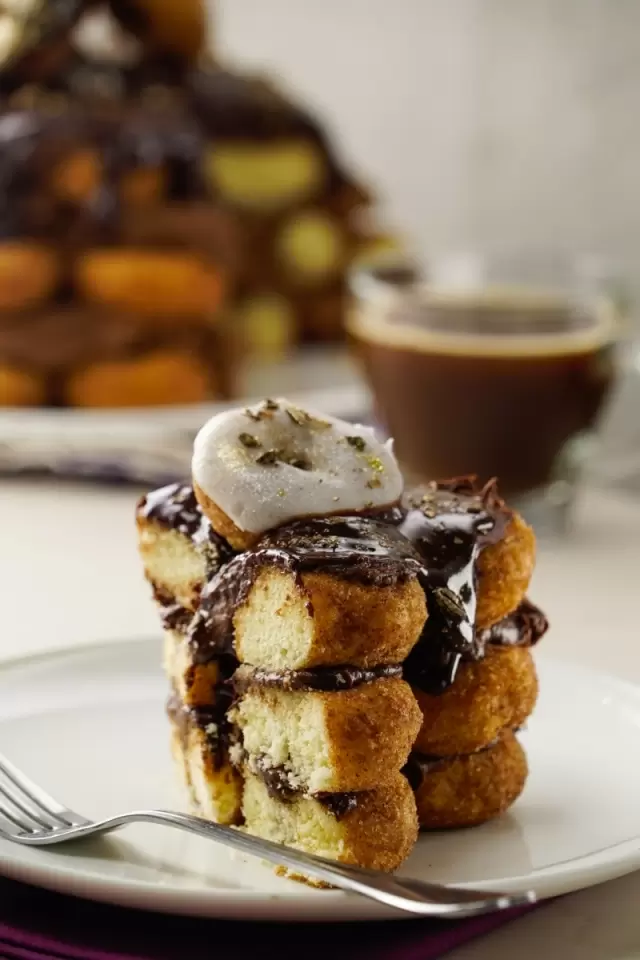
[[478, 599, 549, 651], [138, 482, 232, 558], [189, 515, 424, 664], [166, 683, 235, 772], [234, 662, 402, 694], [400, 477, 511, 694], [152, 584, 192, 633], [250, 756, 359, 820]]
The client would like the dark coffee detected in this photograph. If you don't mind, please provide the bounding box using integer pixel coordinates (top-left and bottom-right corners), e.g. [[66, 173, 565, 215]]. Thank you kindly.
[[349, 289, 618, 496]]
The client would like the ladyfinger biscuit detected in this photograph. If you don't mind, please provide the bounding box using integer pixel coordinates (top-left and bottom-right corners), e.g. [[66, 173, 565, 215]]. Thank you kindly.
[[232, 675, 422, 793]]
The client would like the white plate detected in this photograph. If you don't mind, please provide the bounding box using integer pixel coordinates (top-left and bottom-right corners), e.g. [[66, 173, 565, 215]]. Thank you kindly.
[[0, 640, 639, 922]]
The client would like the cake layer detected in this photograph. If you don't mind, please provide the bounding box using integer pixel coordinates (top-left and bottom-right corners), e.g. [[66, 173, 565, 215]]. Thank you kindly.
[[412, 646, 538, 757], [168, 697, 242, 826], [406, 731, 527, 829], [231, 676, 422, 793], [241, 770, 418, 871]]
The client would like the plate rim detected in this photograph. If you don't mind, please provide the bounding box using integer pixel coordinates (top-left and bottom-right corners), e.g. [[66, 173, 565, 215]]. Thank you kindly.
[[0, 638, 639, 922]]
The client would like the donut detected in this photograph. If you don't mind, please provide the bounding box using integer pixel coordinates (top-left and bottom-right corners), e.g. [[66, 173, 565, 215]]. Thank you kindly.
[[75, 249, 225, 322], [476, 510, 537, 629], [136, 482, 230, 613], [0, 243, 59, 311], [408, 730, 527, 829], [412, 645, 538, 757], [0, 363, 45, 406], [192, 397, 404, 549], [231, 674, 422, 793], [168, 694, 243, 826], [242, 769, 418, 872], [65, 349, 214, 408]]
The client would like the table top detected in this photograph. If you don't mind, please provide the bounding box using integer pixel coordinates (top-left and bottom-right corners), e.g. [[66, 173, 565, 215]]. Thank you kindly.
[[1, 476, 638, 959]]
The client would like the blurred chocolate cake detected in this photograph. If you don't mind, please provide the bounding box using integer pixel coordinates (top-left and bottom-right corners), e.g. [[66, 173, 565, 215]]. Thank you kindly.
[[0, 0, 379, 408]]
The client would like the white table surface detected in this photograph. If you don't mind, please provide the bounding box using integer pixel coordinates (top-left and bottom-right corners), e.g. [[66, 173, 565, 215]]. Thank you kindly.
[[1, 477, 639, 958]]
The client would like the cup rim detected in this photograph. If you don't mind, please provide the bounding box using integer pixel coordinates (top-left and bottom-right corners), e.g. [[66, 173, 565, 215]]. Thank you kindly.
[[346, 283, 620, 358]]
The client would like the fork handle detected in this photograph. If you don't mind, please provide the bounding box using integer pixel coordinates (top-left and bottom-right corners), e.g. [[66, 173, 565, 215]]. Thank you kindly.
[[31, 809, 535, 918]]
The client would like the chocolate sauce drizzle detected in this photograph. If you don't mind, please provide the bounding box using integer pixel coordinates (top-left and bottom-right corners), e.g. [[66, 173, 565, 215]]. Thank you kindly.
[[400, 478, 511, 694], [478, 598, 549, 652], [166, 683, 235, 772], [234, 663, 402, 694], [402, 733, 504, 791], [188, 515, 424, 665], [248, 756, 359, 820], [138, 482, 232, 563]]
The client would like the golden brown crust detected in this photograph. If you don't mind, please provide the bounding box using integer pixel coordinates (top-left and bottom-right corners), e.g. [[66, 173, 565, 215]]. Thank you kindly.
[[193, 482, 257, 550], [341, 773, 418, 870], [65, 349, 213, 408], [324, 678, 422, 789], [413, 646, 538, 756], [0, 364, 45, 406], [413, 731, 528, 829], [76, 249, 225, 322], [301, 571, 427, 668], [243, 770, 418, 872], [0, 243, 59, 312], [477, 512, 536, 629]]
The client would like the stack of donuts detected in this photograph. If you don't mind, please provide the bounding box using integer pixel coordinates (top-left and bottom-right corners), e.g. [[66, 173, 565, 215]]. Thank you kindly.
[[0, 0, 383, 409], [136, 399, 548, 873]]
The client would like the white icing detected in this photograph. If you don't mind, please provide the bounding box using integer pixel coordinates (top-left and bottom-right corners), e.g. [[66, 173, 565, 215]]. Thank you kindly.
[[192, 398, 403, 535]]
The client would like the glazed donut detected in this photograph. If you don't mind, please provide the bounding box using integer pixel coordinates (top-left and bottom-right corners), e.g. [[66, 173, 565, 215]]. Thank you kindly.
[[408, 730, 527, 830], [0, 243, 59, 312], [192, 397, 404, 549], [65, 349, 213, 408], [75, 249, 225, 322], [412, 645, 538, 757]]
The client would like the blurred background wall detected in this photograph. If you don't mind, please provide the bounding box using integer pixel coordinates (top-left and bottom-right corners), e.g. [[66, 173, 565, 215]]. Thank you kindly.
[[218, 0, 640, 307]]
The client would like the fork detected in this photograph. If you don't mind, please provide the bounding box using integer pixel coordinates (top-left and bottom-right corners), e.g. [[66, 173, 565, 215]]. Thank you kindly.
[[0, 752, 536, 918]]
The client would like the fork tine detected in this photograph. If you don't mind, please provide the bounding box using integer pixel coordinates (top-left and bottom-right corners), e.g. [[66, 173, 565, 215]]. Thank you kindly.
[[0, 796, 39, 833], [0, 779, 53, 830], [0, 754, 78, 827]]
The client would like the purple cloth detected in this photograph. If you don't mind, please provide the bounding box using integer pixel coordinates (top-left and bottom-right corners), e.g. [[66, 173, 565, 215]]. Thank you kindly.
[[0, 878, 535, 960]]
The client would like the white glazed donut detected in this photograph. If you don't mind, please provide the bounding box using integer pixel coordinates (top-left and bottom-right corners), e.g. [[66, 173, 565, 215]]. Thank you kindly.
[[192, 397, 403, 549]]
